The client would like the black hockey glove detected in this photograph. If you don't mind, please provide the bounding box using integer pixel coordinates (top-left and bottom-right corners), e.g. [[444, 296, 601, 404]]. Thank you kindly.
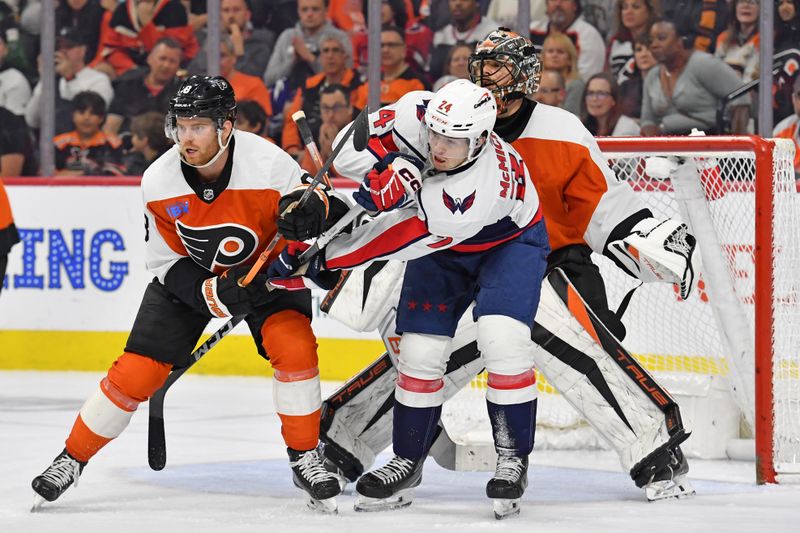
[[277, 185, 330, 241], [199, 265, 275, 318]]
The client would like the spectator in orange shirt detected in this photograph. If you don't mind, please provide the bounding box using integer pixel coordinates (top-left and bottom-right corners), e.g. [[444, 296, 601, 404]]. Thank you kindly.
[[317, 84, 355, 161], [54, 91, 125, 176], [282, 31, 359, 158], [220, 34, 272, 117], [353, 26, 429, 109], [297, 83, 356, 174], [92, 0, 199, 79]]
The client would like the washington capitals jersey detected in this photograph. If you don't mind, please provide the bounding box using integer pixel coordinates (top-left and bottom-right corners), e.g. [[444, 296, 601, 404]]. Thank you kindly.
[[324, 123, 542, 270], [142, 130, 303, 282], [333, 92, 647, 255]]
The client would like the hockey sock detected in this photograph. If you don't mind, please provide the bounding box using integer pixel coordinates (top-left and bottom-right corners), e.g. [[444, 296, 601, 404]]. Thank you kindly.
[[487, 399, 538, 457], [392, 402, 442, 460], [262, 311, 323, 451], [65, 352, 170, 462]]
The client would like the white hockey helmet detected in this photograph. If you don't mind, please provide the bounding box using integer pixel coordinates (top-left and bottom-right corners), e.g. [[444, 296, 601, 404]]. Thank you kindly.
[[424, 79, 497, 170]]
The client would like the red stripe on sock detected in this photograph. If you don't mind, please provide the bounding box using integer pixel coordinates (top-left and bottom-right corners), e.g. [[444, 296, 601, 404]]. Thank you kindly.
[[397, 373, 444, 393], [487, 369, 537, 391]]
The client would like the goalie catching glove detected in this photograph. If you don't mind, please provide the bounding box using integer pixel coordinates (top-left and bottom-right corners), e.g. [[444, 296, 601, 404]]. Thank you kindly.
[[353, 152, 424, 213], [267, 242, 340, 291], [606, 218, 697, 300], [199, 265, 275, 318]]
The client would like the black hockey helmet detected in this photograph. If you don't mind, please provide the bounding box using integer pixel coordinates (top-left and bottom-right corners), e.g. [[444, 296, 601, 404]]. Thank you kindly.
[[167, 75, 237, 133], [166, 76, 238, 168], [468, 28, 541, 108]]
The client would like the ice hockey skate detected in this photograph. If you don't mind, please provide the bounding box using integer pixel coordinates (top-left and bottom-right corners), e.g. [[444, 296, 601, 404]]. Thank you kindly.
[[486, 455, 528, 520], [30, 449, 86, 511], [644, 447, 695, 502], [354, 455, 424, 512], [288, 448, 342, 513]]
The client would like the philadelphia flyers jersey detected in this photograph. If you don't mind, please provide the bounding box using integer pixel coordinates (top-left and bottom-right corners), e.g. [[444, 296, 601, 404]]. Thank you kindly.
[[333, 92, 647, 255], [323, 129, 542, 270], [0, 179, 19, 255], [142, 130, 303, 282]]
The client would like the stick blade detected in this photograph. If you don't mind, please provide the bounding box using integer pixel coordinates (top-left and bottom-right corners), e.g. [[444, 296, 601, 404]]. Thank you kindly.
[[148, 413, 167, 471], [353, 106, 370, 152]]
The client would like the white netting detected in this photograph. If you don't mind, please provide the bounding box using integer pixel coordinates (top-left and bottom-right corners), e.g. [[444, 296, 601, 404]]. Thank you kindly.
[[441, 137, 800, 481]]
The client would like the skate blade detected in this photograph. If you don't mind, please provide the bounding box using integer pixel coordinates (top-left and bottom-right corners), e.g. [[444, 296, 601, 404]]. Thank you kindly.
[[646, 476, 696, 502], [492, 498, 521, 520], [31, 494, 46, 512], [306, 496, 338, 514], [354, 488, 415, 512]]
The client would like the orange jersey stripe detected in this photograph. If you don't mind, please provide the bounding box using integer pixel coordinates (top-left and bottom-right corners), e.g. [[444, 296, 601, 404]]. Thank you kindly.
[[147, 188, 282, 274]]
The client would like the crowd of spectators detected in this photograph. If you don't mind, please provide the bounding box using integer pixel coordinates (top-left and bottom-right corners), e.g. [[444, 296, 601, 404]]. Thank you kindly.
[[0, 0, 796, 178]]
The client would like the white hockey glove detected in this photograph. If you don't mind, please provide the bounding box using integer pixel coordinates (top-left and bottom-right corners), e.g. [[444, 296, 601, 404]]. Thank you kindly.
[[606, 218, 698, 300]]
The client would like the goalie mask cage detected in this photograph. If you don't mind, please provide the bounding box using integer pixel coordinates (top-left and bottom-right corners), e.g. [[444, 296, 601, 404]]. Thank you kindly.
[[441, 136, 800, 484]]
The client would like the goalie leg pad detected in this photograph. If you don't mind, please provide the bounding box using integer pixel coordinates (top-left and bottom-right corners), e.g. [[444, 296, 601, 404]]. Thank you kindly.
[[321, 260, 405, 332], [532, 269, 687, 474], [606, 217, 698, 299], [320, 313, 485, 479]]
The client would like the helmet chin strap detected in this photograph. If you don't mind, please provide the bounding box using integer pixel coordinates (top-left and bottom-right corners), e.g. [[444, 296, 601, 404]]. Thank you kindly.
[[179, 128, 234, 169]]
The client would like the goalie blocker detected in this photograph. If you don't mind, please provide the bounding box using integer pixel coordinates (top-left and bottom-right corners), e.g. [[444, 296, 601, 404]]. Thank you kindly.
[[319, 262, 693, 499]]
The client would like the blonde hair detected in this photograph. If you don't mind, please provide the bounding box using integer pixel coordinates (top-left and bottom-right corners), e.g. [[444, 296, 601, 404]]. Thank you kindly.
[[541, 32, 580, 83]]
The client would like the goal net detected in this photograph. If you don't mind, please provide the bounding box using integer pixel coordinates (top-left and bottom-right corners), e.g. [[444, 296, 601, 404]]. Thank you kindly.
[[441, 136, 800, 484]]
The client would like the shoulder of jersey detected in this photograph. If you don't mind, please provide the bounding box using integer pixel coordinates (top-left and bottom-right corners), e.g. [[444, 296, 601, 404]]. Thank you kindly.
[[393, 90, 434, 121], [230, 130, 301, 194], [522, 103, 591, 144], [391, 90, 434, 149]]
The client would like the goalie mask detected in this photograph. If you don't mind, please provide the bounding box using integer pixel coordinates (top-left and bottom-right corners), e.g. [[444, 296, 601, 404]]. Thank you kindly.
[[468, 28, 541, 113], [166, 75, 237, 169], [423, 79, 496, 171]]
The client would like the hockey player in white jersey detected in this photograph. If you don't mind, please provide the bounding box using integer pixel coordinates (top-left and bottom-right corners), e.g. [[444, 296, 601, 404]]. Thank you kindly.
[[281, 28, 697, 504], [269, 79, 549, 518]]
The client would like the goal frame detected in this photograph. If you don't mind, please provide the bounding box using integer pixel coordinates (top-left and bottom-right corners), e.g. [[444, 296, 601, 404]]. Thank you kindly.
[[597, 135, 786, 484]]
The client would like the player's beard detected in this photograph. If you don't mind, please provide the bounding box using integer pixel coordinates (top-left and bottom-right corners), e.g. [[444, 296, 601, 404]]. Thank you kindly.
[[180, 139, 219, 167]]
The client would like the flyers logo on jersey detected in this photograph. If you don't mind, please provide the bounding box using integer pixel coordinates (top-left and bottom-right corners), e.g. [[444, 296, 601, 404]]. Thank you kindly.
[[176, 220, 258, 272], [442, 189, 476, 214]]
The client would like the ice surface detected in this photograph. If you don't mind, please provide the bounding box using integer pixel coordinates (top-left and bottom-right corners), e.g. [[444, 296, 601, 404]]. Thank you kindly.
[[1, 371, 798, 533]]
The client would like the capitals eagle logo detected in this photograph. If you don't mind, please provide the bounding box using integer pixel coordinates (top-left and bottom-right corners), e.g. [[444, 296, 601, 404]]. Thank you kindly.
[[442, 189, 477, 214]]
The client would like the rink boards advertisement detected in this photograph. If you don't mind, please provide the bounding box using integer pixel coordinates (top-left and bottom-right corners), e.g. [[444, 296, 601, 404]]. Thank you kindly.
[[0, 181, 383, 378]]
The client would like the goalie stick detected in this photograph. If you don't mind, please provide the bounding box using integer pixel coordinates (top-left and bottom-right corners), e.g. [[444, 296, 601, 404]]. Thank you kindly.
[[147, 109, 371, 471]]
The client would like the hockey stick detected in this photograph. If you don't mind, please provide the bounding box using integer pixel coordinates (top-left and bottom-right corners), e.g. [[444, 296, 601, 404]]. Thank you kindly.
[[147, 109, 370, 471], [147, 317, 241, 470], [290, 109, 367, 263], [238, 106, 370, 287]]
